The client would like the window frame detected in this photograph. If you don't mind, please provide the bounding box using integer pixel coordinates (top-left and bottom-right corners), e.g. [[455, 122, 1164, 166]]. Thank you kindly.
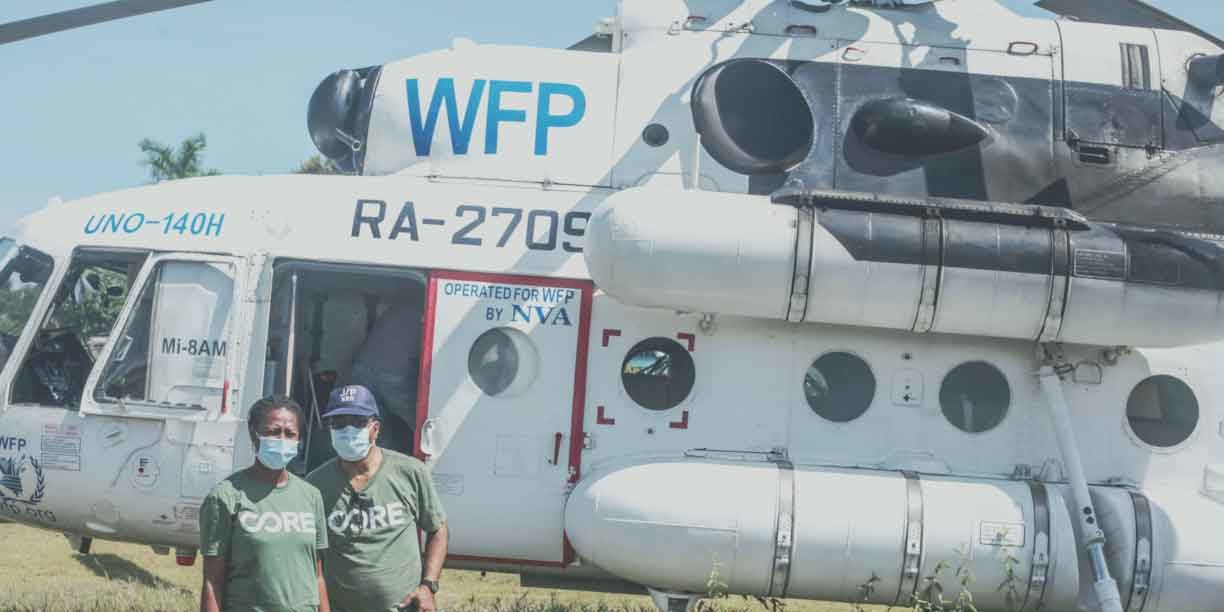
[[938, 360, 1011, 435], [1123, 373, 1202, 453], [0, 243, 60, 407], [81, 252, 247, 420], [6, 247, 150, 409], [802, 350, 877, 424], [620, 336, 696, 412]]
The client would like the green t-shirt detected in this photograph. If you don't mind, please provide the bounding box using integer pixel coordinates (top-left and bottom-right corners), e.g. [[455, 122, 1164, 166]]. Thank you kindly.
[[307, 450, 447, 612], [199, 470, 328, 612]]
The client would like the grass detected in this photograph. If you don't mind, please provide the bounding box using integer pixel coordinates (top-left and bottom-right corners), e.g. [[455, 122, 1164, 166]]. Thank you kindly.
[[0, 523, 862, 612]]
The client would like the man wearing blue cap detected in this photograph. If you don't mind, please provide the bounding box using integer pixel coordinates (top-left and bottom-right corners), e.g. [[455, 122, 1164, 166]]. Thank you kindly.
[[307, 385, 449, 612]]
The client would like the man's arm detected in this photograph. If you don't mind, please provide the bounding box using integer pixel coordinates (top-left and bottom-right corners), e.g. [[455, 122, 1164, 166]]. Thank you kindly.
[[199, 556, 227, 612], [422, 522, 449, 583], [399, 523, 449, 612], [316, 557, 331, 612]]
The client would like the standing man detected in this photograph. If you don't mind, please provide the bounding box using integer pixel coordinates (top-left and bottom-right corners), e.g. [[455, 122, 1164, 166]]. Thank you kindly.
[[307, 385, 449, 612], [351, 285, 424, 454]]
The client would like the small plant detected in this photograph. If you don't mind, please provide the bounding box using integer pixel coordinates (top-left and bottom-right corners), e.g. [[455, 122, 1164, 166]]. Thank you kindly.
[[854, 573, 882, 612], [750, 595, 787, 612], [706, 558, 730, 600], [998, 550, 1023, 612], [909, 548, 978, 612], [694, 558, 729, 612]]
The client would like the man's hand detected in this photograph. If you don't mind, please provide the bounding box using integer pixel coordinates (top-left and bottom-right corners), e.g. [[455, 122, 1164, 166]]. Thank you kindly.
[[399, 585, 437, 612]]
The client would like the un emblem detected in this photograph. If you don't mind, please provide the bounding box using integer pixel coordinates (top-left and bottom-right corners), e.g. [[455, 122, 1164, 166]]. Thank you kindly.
[[0, 455, 46, 505]]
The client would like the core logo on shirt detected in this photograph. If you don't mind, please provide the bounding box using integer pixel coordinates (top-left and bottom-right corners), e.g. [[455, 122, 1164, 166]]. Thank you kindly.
[[328, 502, 408, 534], [238, 511, 317, 534]]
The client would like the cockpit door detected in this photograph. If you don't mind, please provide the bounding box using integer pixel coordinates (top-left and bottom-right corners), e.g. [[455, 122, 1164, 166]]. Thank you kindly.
[[416, 271, 592, 566], [81, 252, 247, 419]]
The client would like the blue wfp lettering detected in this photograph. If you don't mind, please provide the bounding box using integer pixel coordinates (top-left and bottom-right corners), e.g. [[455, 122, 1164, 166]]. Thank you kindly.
[[535, 82, 586, 155], [405, 78, 587, 157], [406, 78, 486, 156]]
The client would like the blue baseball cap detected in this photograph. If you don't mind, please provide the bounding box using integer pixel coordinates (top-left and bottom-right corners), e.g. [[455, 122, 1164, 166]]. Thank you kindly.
[[323, 385, 381, 419]]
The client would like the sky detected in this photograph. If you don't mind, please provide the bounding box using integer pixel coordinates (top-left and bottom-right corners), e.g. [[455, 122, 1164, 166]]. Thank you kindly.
[[0, 0, 1221, 237]]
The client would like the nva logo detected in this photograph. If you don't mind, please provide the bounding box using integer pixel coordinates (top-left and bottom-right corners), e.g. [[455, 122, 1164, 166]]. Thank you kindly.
[[406, 78, 586, 157]]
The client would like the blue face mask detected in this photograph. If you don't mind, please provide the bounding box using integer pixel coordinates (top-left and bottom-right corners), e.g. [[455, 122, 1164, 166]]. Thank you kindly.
[[331, 426, 373, 462], [256, 436, 299, 471]]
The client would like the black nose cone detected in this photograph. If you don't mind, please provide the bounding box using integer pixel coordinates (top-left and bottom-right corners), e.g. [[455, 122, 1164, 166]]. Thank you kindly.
[[308, 69, 363, 161]]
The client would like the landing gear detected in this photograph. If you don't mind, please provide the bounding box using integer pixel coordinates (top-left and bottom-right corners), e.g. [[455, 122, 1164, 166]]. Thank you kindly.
[[65, 533, 92, 555], [648, 589, 700, 612]]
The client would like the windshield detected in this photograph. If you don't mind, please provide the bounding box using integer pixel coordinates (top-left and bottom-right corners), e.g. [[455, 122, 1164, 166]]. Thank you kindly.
[[0, 239, 54, 371]]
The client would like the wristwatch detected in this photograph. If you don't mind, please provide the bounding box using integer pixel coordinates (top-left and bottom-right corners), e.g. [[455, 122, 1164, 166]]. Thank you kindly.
[[421, 579, 440, 594]]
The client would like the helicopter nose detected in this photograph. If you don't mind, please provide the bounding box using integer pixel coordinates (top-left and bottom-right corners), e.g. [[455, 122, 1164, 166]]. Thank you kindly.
[[307, 66, 382, 173], [691, 58, 815, 176]]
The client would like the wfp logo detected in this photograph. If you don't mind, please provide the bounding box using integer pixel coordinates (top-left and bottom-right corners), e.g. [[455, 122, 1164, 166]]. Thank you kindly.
[[406, 78, 586, 157], [0, 455, 46, 505]]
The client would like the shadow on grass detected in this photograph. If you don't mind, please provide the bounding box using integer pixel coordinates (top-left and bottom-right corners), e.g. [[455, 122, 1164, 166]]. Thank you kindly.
[[74, 553, 193, 595]]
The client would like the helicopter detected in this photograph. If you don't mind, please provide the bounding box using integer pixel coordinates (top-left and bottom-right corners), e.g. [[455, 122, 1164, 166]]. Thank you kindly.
[[2, 1, 1224, 611]]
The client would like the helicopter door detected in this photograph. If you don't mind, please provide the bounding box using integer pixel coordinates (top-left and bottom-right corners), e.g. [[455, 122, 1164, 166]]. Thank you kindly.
[[1058, 21, 1162, 149], [416, 271, 591, 566]]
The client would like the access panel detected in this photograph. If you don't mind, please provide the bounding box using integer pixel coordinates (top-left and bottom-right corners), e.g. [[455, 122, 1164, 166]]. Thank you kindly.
[[416, 270, 592, 566]]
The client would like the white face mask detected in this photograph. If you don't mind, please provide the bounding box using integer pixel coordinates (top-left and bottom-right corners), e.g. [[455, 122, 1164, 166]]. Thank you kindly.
[[330, 425, 373, 462]]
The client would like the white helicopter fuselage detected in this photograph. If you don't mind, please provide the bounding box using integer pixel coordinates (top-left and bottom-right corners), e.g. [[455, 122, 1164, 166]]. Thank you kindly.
[[3, 1, 1224, 611]]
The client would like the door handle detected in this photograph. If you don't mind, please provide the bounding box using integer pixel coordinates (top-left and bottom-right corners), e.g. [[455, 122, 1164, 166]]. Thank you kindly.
[[549, 433, 563, 466]]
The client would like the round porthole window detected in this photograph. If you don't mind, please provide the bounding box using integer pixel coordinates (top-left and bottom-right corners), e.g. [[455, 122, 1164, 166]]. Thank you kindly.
[[1127, 375, 1199, 448], [621, 337, 695, 411], [804, 352, 875, 422], [940, 361, 1009, 433], [468, 327, 539, 397]]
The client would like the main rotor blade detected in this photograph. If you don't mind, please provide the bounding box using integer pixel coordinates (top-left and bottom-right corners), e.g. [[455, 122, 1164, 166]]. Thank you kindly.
[[1035, 0, 1224, 49], [0, 0, 212, 46]]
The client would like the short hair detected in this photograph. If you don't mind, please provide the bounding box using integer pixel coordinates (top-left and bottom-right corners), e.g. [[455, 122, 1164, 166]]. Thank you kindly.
[[247, 395, 304, 435]]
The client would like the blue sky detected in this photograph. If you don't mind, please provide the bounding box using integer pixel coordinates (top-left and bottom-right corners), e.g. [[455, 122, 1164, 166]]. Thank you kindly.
[[0, 1, 1220, 236]]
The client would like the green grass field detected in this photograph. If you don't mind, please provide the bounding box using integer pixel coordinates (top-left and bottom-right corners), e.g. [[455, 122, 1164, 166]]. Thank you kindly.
[[0, 523, 864, 612]]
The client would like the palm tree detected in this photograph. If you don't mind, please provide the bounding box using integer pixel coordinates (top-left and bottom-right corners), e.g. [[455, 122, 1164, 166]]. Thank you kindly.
[[138, 133, 221, 183]]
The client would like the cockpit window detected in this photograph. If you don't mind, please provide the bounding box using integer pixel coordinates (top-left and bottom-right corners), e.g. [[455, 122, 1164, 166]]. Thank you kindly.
[[11, 250, 147, 408], [0, 240, 54, 372]]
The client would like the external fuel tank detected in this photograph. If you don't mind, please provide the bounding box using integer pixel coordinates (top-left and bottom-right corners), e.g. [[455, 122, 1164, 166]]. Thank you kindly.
[[583, 188, 1224, 348]]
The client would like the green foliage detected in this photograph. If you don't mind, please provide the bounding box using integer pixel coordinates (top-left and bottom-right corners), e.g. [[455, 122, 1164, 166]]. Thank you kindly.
[[707, 559, 730, 600], [0, 286, 41, 336], [909, 549, 978, 612], [852, 573, 882, 612], [46, 267, 128, 340], [138, 133, 221, 183], [295, 154, 346, 175], [997, 551, 1023, 612]]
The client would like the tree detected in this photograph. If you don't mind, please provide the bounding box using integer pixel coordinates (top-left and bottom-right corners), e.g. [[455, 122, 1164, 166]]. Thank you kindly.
[[138, 133, 221, 183], [295, 154, 345, 175]]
